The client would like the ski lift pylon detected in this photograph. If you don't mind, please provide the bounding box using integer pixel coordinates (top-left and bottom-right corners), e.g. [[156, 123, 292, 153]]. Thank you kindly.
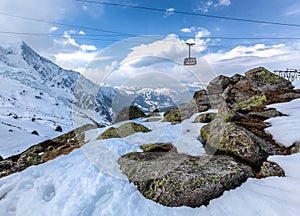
[[184, 42, 197, 66]]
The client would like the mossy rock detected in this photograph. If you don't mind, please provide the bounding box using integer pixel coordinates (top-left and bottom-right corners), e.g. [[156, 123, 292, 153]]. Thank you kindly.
[[256, 161, 285, 178], [1, 124, 98, 178], [140, 143, 177, 152], [114, 106, 146, 123], [118, 152, 254, 207], [163, 103, 202, 124], [194, 112, 217, 123], [97, 122, 151, 139], [237, 94, 267, 111], [202, 119, 270, 169], [200, 123, 211, 143], [163, 108, 182, 123], [245, 67, 294, 91]]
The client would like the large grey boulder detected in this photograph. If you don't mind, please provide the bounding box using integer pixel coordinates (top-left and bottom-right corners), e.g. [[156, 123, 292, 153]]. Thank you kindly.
[[118, 149, 254, 207]]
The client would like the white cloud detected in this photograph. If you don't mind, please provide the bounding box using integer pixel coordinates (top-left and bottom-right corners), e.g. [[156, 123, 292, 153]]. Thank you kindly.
[[52, 32, 99, 71], [95, 34, 216, 86], [49, 26, 58, 32], [204, 43, 299, 76], [181, 27, 196, 33], [0, 0, 104, 77], [197, 0, 231, 13], [166, 8, 175, 13], [61, 31, 80, 48], [217, 0, 231, 7], [55, 51, 97, 71], [165, 8, 175, 17], [120, 35, 187, 64], [80, 44, 97, 52], [195, 29, 210, 38], [181, 28, 211, 53]]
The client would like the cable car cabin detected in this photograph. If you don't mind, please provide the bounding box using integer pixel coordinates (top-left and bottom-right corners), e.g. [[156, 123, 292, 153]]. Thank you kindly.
[[184, 42, 197, 66], [184, 57, 197, 66]]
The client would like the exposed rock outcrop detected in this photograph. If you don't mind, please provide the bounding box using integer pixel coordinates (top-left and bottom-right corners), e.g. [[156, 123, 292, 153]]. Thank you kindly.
[[118, 146, 254, 207], [55, 125, 63, 132], [206, 67, 300, 110], [31, 130, 39, 136]]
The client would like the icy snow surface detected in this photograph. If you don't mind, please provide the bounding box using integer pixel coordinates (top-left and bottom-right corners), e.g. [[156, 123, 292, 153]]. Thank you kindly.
[[0, 106, 300, 215]]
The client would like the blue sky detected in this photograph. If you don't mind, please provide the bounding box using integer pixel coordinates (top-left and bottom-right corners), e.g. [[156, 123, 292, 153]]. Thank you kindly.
[[1, 0, 300, 86]]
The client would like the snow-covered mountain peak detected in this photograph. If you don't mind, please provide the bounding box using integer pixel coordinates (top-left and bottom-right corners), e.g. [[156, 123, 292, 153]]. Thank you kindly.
[[0, 42, 114, 156]]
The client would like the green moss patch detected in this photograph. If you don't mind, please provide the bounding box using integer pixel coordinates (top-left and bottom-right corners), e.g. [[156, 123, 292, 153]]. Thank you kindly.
[[238, 95, 267, 110], [97, 122, 151, 139]]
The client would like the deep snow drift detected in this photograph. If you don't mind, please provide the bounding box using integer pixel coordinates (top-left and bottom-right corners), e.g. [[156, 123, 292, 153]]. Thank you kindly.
[[0, 97, 300, 215]]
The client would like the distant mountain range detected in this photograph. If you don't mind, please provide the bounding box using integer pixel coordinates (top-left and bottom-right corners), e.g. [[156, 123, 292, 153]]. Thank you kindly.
[[113, 86, 178, 114]]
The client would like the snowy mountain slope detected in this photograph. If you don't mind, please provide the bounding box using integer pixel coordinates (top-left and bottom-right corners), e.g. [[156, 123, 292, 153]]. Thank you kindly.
[[0, 42, 113, 158], [0, 99, 300, 215]]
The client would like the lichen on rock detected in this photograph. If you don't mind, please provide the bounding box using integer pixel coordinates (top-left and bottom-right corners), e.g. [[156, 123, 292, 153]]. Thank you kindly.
[[97, 122, 151, 139], [245, 67, 294, 92], [118, 151, 254, 207], [193, 112, 217, 123], [140, 143, 177, 152], [256, 161, 285, 178]]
